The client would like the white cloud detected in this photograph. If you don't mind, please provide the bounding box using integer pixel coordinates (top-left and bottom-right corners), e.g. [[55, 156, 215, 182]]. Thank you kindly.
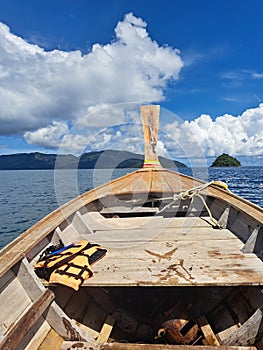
[[22, 103, 263, 163], [24, 121, 69, 148], [252, 72, 263, 79], [0, 13, 183, 140], [164, 103, 263, 159]]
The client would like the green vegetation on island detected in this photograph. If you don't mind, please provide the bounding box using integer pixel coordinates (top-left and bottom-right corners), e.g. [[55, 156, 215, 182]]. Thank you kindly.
[[0, 150, 187, 170], [211, 153, 241, 167]]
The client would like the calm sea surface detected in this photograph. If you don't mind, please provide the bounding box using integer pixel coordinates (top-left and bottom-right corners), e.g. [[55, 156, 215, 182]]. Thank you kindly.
[[0, 167, 262, 249]]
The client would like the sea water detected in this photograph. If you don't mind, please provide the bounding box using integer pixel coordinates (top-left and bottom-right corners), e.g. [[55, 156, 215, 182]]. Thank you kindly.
[[0, 167, 262, 250]]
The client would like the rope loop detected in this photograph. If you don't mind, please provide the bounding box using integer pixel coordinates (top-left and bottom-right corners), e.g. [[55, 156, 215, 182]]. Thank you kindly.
[[158, 180, 224, 228]]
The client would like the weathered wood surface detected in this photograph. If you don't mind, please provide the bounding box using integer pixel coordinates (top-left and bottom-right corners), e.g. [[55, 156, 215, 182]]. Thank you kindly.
[[0, 269, 32, 338], [60, 341, 257, 350], [101, 345, 256, 350], [97, 315, 115, 344], [81, 215, 212, 231], [140, 105, 161, 166], [0, 288, 54, 350], [38, 328, 63, 350], [222, 306, 263, 346], [76, 220, 263, 286], [241, 226, 260, 254], [198, 315, 220, 346]]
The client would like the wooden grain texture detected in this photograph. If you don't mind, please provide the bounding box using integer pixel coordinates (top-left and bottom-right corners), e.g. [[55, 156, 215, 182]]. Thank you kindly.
[[140, 105, 160, 166], [74, 221, 263, 287], [101, 345, 256, 350], [84, 251, 263, 287], [198, 315, 220, 346], [222, 307, 263, 346], [23, 318, 51, 350], [38, 328, 63, 350], [60, 341, 257, 349], [0, 269, 32, 337], [0, 288, 54, 350], [97, 315, 115, 344]]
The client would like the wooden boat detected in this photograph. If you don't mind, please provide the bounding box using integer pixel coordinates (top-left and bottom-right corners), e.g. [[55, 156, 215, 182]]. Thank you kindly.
[[0, 105, 262, 350]]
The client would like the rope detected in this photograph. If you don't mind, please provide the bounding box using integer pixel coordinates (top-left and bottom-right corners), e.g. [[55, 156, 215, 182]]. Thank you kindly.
[[116, 180, 228, 228], [157, 181, 222, 228], [195, 194, 221, 228]]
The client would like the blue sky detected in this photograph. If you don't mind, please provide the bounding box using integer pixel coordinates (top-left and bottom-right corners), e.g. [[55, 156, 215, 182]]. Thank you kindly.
[[0, 0, 262, 165]]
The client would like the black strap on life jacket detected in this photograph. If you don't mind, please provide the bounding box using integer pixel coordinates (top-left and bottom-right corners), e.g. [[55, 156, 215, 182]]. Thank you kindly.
[[54, 262, 93, 284]]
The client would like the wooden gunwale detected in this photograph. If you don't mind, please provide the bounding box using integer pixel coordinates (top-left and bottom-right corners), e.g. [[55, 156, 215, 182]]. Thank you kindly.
[[61, 341, 257, 349], [0, 168, 262, 279]]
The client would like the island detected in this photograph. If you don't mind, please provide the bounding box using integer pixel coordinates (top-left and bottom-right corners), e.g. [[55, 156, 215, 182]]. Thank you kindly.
[[211, 153, 241, 167], [0, 150, 187, 170]]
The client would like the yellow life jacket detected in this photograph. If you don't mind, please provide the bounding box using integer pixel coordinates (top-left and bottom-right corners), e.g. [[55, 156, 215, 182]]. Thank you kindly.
[[35, 240, 107, 290]]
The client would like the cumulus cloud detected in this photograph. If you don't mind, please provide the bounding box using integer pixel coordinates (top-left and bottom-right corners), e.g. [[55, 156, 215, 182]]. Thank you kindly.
[[24, 121, 69, 148], [0, 13, 183, 139], [164, 103, 263, 159], [23, 102, 263, 161]]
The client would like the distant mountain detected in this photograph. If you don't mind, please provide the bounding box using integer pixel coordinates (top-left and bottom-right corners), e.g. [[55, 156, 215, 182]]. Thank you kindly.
[[0, 151, 187, 170]]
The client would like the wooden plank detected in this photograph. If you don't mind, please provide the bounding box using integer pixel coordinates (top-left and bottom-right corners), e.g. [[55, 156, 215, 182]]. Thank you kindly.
[[38, 328, 63, 350], [217, 324, 241, 343], [23, 318, 51, 350], [82, 298, 106, 333], [140, 105, 161, 167], [86, 216, 212, 231], [72, 319, 99, 340], [101, 344, 256, 350], [60, 221, 262, 286], [151, 170, 174, 192], [91, 241, 245, 262], [72, 211, 93, 235], [222, 306, 263, 346], [60, 341, 257, 349], [100, 206, 158, 214], [218, 206, 230, 229], [0, 270, 32, 336], [45, 299, 95, 343], [0, 288, 54, 350], [83, 251, 263, 286], [88, 226, 243, 242], [241, 226, 260, 254], [198, 315, 220, 346], [97, 315, 115, 344], [64, 288, 91, 320]]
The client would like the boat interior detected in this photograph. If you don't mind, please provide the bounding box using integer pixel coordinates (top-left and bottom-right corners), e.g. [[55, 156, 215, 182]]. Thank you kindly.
[[1, 180, 262, 350]]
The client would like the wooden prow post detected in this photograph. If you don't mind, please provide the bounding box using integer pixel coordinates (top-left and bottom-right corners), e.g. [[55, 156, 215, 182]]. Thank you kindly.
[[140, 105, 161, 168]]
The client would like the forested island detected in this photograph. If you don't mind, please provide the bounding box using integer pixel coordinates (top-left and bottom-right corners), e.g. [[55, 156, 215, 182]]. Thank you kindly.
[[0, 150, 186, 170], [211, 153, 241, 167]]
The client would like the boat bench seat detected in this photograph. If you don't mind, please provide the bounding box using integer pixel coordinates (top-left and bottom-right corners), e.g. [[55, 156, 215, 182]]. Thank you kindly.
[[41, 216, 263, 288], [80, 217, 263, 287]]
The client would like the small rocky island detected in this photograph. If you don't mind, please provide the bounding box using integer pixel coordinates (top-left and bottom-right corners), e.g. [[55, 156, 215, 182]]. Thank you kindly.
[[211, 153, 241, 167]]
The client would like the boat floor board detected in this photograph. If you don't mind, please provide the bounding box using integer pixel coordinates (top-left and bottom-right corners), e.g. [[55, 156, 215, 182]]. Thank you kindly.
[[72, 219, 263, 287]]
